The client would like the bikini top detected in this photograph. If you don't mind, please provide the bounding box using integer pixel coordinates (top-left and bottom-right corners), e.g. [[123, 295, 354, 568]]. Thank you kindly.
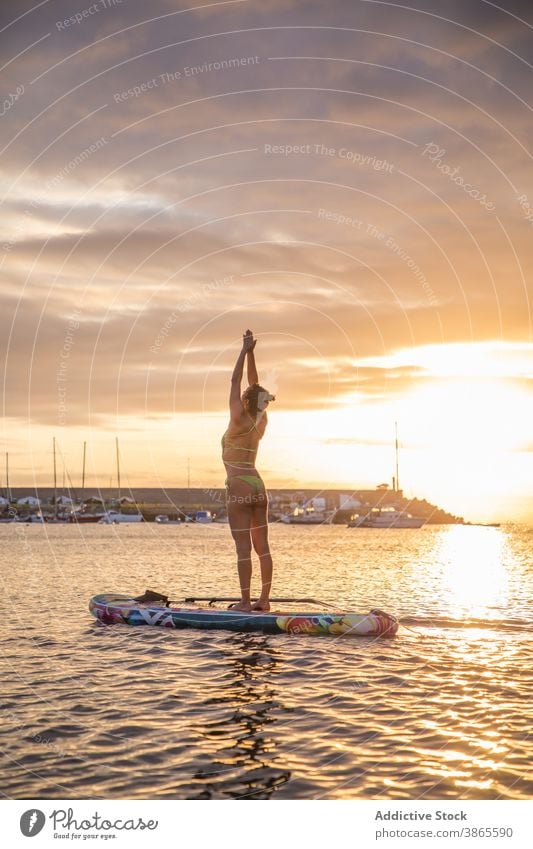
[[221, 416, 263, 467]]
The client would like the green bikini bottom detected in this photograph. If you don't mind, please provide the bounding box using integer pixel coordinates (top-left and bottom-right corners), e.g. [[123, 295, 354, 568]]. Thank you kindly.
[[225, 474, 264, 495]]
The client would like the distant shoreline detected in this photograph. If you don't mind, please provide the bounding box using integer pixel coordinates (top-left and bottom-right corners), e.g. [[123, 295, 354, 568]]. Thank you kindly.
[[3, 486, 465, 524]]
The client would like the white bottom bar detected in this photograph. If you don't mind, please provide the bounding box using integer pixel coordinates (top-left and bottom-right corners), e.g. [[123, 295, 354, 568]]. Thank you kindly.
[[3, 800, 532, 849]]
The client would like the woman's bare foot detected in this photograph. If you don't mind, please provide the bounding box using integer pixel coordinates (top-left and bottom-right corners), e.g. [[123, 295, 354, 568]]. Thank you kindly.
[[251, 599, 270, 612], [228, 601, 252, 612]]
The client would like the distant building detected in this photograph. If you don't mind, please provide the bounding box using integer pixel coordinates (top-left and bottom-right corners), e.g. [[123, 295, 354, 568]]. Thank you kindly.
[[338, 494, 362, 510]]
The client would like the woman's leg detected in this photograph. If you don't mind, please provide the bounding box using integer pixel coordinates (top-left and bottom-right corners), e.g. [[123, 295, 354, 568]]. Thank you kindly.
[[227, 484, 253, 611], [250, 497, 273, 611]]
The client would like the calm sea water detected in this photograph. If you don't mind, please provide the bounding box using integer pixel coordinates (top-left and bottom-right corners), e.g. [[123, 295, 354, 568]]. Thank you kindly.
[[0, 523, 531, 800]]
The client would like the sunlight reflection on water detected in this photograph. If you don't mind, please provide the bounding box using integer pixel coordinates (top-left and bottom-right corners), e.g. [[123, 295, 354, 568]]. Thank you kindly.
[[436, 526, 511, 618], [0, 523, 531, 800]]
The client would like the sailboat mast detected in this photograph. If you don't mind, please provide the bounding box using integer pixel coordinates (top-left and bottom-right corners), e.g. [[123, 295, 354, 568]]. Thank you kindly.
[[116, 437, 121, 510], [395, 422, 400, 493], [5, 451, 10, 502], [53, 437, 58, 518], [81, 441, 86, 495]]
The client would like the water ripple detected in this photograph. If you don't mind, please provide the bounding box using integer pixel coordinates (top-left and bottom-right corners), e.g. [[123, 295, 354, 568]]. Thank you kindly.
[[0, 523, 531, 799]]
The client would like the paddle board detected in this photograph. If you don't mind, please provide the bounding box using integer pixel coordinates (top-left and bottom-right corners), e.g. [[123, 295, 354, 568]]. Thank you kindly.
[[89, 593, 398, 637]]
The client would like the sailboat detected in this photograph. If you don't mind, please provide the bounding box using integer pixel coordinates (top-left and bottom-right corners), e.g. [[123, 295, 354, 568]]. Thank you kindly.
[[348, 423, 426, 529], [99, 438, 143, 523], [69, 443, 105, 522], [44, 438, 79, 522], [0, 452, 15, 521], [46, 437, 66, 522]]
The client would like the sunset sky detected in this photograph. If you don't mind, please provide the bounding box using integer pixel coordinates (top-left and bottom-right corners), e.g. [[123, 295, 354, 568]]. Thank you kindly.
[[1, 0, 532, 522]]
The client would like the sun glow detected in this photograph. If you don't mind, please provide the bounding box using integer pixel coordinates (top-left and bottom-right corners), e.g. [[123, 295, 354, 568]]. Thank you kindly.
[[410, 376, 529, 440], [320, 342, 533, 521], [354, 341, 533, 380]]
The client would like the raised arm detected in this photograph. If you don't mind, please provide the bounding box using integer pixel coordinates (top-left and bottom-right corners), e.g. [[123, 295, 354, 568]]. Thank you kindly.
[[247, 347, 258, 385], [229, 348, 246, 419], [229, 331, 255, 419]]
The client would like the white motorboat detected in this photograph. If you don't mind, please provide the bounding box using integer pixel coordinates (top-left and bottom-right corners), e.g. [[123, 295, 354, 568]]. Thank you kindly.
[[348, 507, 425, 528], [99, 511, 144, 524], [281, 504, 334, 525]]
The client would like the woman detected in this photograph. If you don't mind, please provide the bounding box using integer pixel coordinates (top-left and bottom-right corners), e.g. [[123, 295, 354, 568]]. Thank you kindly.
[[222, 330, 275, 612]]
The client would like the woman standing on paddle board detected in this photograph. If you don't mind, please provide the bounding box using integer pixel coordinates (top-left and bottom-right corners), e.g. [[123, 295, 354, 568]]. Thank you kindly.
[[222, 330, 275, 612]]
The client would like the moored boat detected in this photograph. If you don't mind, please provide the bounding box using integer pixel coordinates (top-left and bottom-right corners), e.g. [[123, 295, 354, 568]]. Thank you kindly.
[[281, 498, 334, 525], [348, 506, 425, 528], [98, 510, 144, 524], [194, 510, 213, 523], [70, 511, 106, 523]]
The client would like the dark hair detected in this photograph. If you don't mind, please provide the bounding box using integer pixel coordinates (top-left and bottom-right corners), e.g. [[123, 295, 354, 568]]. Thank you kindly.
[[242, 383, 267, 418]]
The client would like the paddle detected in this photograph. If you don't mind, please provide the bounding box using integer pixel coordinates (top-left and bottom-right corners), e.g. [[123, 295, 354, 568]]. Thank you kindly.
[[133, 590, 337, 609], [184, 596, 337, 608]]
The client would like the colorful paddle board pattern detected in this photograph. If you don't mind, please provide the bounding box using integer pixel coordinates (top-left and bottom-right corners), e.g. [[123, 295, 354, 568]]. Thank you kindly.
[[89, 594, 398, 637]]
